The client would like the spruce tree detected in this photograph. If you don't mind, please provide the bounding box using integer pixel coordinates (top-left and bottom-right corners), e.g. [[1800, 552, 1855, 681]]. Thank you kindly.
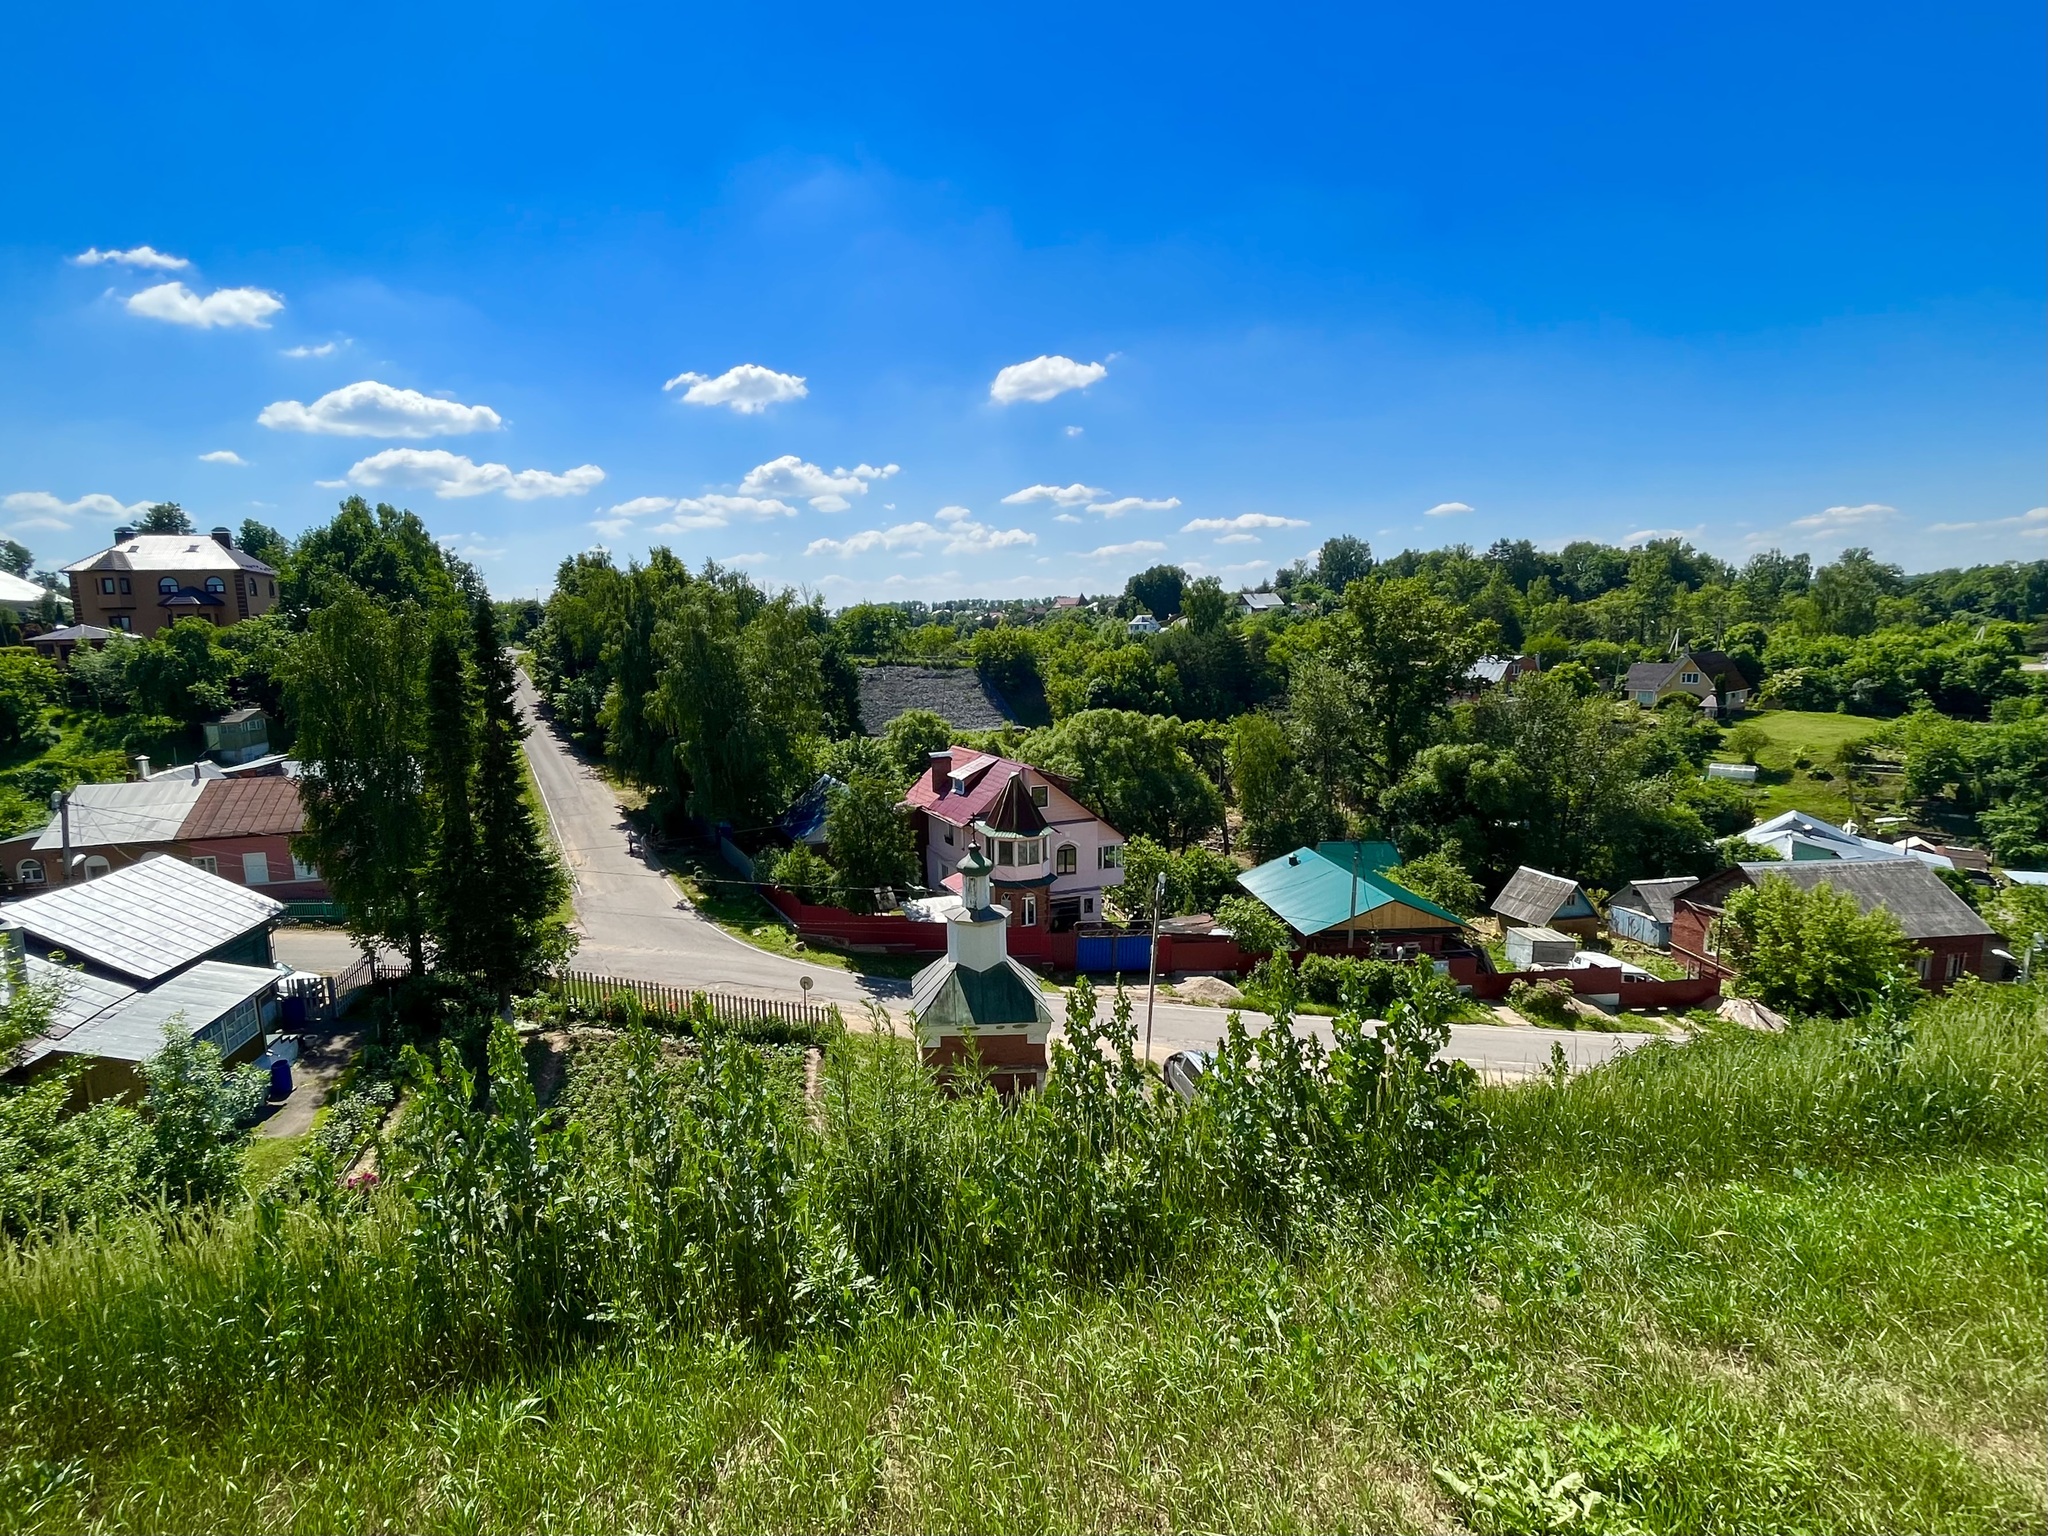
[[468, 600, 568, 997], [422, 622, 479, 974]]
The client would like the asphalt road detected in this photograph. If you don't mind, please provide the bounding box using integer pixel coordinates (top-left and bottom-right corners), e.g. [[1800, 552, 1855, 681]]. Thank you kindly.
[[513, 670, 1659, 1079]]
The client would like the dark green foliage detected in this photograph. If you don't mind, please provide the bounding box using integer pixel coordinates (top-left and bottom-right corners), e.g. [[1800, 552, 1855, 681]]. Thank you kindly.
[[422, 622, 479, 972], [0, 539, 31, 578], [880, 707, 954, 781], [764, 842, 836, 903], [285, 496, 478, 615], [1122, 563, 1187, 620], [0, 650, 60, 749], [136, 502, 192, 534], [138, 1027, 265, 1207], [236, 519, 289, 568], [1722, 877, 1915, 1017], [1386, 847, 1484, 915], [1022, 709, 1224, 847], [1215, 893, 1289, 957], [1314, 535, 1373, 593], [823, 773, 917, 912]]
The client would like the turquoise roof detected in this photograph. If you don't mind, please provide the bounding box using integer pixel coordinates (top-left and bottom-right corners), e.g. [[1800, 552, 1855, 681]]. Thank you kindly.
[[1238, 846, 1465, 936], [1314, 840, 1401, 876]]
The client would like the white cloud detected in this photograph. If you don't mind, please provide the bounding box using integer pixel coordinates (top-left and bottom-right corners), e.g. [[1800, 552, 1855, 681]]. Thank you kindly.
[[1054, 512, 1082, 525], [1180, 512, 1305, 532], [737, 455, 896, 512], [1087, 540, 1167, 558], [1, 490, 151, 530], [125, 281, 283, 329], [282, 341, 343, 358], [1064, 425, 1084, 438], [1620, 525, 1707, 546], [1088, 496, 1181, 518], [1002, 482, 1106, 507], [807, 517, 1034, 558], [990, 355, 1107, 404], [346, 449, 604, 501], [1927, 507, 2047, 534], [935, 505, 972, 524], [197, 450, 246, 465], [72, 245, 189, 270], [1214, 533, 1259, 545], [591, 492, 802, 536], [1424, 501, 1474, 517], [259, 380, 503, 438], [663, 364, 808, 413], [1790, 502, 1896, 532]]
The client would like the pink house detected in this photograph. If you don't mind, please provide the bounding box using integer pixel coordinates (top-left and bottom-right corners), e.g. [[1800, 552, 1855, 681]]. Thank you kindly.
[[902, 748, 1125, 933]]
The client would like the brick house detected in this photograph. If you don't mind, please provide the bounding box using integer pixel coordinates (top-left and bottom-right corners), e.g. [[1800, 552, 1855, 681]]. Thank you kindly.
[[1669, 860, 1997, 993], [903, 748, 1125, 932], [62, 525, 279, 637], [4, 774, 324, 900]]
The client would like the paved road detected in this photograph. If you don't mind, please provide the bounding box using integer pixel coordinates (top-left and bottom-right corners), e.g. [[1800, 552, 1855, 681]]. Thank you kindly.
[[514, 671, 1658, 1079]]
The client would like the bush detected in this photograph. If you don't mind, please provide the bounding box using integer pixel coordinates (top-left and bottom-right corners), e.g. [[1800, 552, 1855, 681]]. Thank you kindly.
[[1506, 978, 1579, 1028], [1721, 875, 1914, 1017]]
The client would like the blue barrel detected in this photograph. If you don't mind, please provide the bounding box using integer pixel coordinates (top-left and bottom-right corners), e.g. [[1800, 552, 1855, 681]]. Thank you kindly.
[[269, 1057, 294, 1099]]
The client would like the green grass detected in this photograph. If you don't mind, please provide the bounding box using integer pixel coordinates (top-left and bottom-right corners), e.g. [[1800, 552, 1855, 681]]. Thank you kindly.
[[653, 841, 927, 981], [1714, 708, 1908, 826], [0, 984, 2039, 1532], [238, 1134, 309, 1191]]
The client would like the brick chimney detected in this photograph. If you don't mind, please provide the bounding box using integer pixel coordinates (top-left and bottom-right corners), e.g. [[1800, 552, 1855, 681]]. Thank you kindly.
[[114, 525, 135, 543], [211, 526, 235, 549], [928, 750, 952, 793]]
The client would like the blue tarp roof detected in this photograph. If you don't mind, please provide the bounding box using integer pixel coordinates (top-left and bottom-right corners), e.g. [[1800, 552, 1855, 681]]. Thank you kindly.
[[777, 774, 844, 846], [1238, 846, 1464, 936]]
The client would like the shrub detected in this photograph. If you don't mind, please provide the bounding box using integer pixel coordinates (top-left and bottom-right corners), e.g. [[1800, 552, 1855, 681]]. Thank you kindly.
[[1506, 978, 1578, 1028], [1720, 876, 1914, 1017]]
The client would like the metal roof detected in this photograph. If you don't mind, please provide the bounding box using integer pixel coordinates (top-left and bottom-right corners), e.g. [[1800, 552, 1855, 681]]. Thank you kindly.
[[1314, 840, 1401, 876], [0, 571, 55, 605], [1238, 846, 1464, 936], [32, 780, 208, 852], [1732, 859, 1995, 941], [179, 777, 305, 840], [909, 954, 1051, 1030], [4, 854, 282, 983], [1491, 866, 1587, 927], [8, 954, 139, 1067], [62, 533, 276, 577], [50, 961, 277, 1064]]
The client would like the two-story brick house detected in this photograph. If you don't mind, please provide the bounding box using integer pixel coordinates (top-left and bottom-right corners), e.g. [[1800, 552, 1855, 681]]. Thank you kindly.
[[902, 748, 1125, 932], [62, 525, 279, 637]]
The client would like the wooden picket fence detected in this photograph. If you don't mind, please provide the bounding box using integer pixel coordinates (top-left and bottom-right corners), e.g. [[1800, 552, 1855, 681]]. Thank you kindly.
[[553, 969, 835, 1033]]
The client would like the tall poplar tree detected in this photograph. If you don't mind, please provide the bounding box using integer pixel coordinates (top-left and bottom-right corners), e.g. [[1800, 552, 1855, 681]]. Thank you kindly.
[[423, 622, 479, 972]]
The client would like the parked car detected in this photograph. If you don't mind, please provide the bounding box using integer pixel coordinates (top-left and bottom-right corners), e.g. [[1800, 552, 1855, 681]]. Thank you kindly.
[[1163, 1049, 1212, 1101]]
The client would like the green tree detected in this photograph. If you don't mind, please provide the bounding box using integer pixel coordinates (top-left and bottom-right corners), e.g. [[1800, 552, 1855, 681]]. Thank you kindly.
[[1216, 893, 1290, 958], [1333, 575, 1493, 811], [1386, 848, 1483, 916], [287, 587, 433, 973], [1725, 722, 1770, 765], [237, 519, 289, 568], [0, 540, 31, 578], [0, 650, 60, 749], [136, 502, 192, 534], [139, 1025, 258, 1206], [1025, 709, 1224, 848], [1229, 709, 1332, 860], [882, 708, 955, 782], [467, 600, 571, 995], [126, 617, 233, 723], [422, 622, 480, 974], [1123, 564, 1187, 620], [1807, 547, 1902, 638], [1720, 876, 1914, 1017], [1314, 535, 1373, 593], [285, 496, 474, 615], [765, 841, 835, 903], [824, 773, 919, 912], [1181, 576, 1230, 634]]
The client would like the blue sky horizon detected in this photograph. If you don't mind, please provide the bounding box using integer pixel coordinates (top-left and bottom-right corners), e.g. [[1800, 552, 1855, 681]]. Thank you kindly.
[[3, 1, 2041, 603]]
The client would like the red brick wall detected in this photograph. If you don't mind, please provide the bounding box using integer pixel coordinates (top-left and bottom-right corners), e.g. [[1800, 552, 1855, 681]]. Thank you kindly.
[[12, 833, 326, 898]]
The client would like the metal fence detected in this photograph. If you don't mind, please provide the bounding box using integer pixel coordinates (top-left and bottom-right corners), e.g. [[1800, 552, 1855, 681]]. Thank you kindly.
[[553, 969, 835, 1032]]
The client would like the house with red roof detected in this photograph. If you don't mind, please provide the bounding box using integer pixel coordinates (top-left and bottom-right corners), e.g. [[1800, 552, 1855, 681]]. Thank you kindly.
[[902, 747, 1125, 933]]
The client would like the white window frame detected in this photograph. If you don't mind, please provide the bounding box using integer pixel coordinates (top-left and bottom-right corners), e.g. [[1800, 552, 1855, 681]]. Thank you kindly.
[[1099, 844, 1122, 869], [242, 851, 271, 885], [1022, 895, 1038, 926], [190, 855, 218, 876], [82, 855, 111, 878], [291, 855, 319, 882], [14, 859, 44, 885], [1681, 671, 1701, 685]]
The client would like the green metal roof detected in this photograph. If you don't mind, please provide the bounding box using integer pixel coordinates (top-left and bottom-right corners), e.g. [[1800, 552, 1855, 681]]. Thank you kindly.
[[1314, 840, 1401, 876], [909, 955, 1052, 1031], [1238, 846, 1465, 935]]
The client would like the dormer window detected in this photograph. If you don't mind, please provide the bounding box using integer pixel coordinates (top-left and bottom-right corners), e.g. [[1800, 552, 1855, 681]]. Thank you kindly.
[[1031, 785, 1049, 808], [159, 577, 179, 595]]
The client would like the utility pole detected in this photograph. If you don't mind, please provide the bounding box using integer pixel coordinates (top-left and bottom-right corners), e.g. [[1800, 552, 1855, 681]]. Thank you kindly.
[[1142, 869, 1166, 1066], [51, 789, 69, 883], [1348, 841, 1360, 952]]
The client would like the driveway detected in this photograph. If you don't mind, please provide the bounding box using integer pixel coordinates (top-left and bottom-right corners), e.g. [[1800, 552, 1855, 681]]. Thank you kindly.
[[514, 672, 1658, 1078]]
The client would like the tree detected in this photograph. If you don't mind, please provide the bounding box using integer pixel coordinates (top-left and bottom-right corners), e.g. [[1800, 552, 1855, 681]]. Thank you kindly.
[[1216, 893, 1290, 958], [1025, 709, 1224, 848], [1314, 536, 1373, 594], [882, 708, 956, 782], [1386, 849, 1482, 917], [1123, 564, 1187, 620], [139, 1025, 261, 1206], [285, 496, 474, 615], [765, 842, 835, 903], [287, 587, 433, 973], [1181, 576, 1230, 634], [1807, 547, 1902, 638], [0, 650, 59, 749], [422, 622, 480, 974], [1230, 708, 1333, 859], [237, 519, 290, 568], [466, 600, 571, 995], [824, 773, 919, 912], [0, 540, 30, 578], [1332, 576, 1493, 811], [1720, 876, 1914, 1017], [126, 617, 234, 723], [137, 502, 193, 534], [1725, 722, 1770, 765]]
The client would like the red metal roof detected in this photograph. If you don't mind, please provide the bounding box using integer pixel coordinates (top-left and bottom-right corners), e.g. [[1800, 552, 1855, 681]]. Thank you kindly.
[[903, 749, 1028, 827], [178, 777, 305, 841]]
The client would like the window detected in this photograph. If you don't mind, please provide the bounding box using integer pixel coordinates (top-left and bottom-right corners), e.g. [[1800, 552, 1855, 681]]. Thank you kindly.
[[190, 856, 218, 876], [1945, 951, 1965, 981], [118, 577, 131, 594], [1636, 690, 1656, 705], [1099, 844, 1122, 869], [111, 615, 132, 631], [1030, 784, 1049, 808], [82, 855, 110, 879], [100, 576, 116, 594], [159, 577, 179, 595], [204, 576, 226, 595], [242, 851, 271, 885], [292, 855, 319, 882], [1702, 918, 1719, 956], [1914, 952, 1931, 981], [1056, 843, 1077, 875], [14, 859, 43, 885], [1082, 896, 1094, 914], [1022, 895, 1038, 926], [943, 824, 955, 846], [996, 840, 1014, 867], [1680, 671, 1700, 685], [267, 579, 276, 597]]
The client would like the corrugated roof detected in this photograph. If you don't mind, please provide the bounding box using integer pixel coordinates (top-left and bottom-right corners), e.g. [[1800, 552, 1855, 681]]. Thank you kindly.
[[179, 777, 305, 840], [1314, 841, 1401, 876], [1608, 877, 1698, 925], [1491, 866, 1586, 927], [32, 780, 208, 852], [8, 954, 138, 1066], [4, 854, 282, 983], [1733, 860, 1995, 941], [1239, 847, 1464, 936], [62, 534, 276, 577], [910, 955, 1051, 1030], [51, 961, 277, 1064]]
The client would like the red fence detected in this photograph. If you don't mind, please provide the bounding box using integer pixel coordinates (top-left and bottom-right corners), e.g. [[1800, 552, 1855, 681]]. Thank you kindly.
[[760, 887, 948, 953], [1469, 967, 1719, 1008]]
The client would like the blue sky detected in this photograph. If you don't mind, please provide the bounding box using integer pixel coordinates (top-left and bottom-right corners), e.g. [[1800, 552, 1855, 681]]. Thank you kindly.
[[2, 1, 2041, 602]]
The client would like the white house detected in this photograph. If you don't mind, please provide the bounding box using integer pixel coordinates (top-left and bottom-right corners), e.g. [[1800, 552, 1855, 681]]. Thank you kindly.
[[902, 748, 1125, 933]]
